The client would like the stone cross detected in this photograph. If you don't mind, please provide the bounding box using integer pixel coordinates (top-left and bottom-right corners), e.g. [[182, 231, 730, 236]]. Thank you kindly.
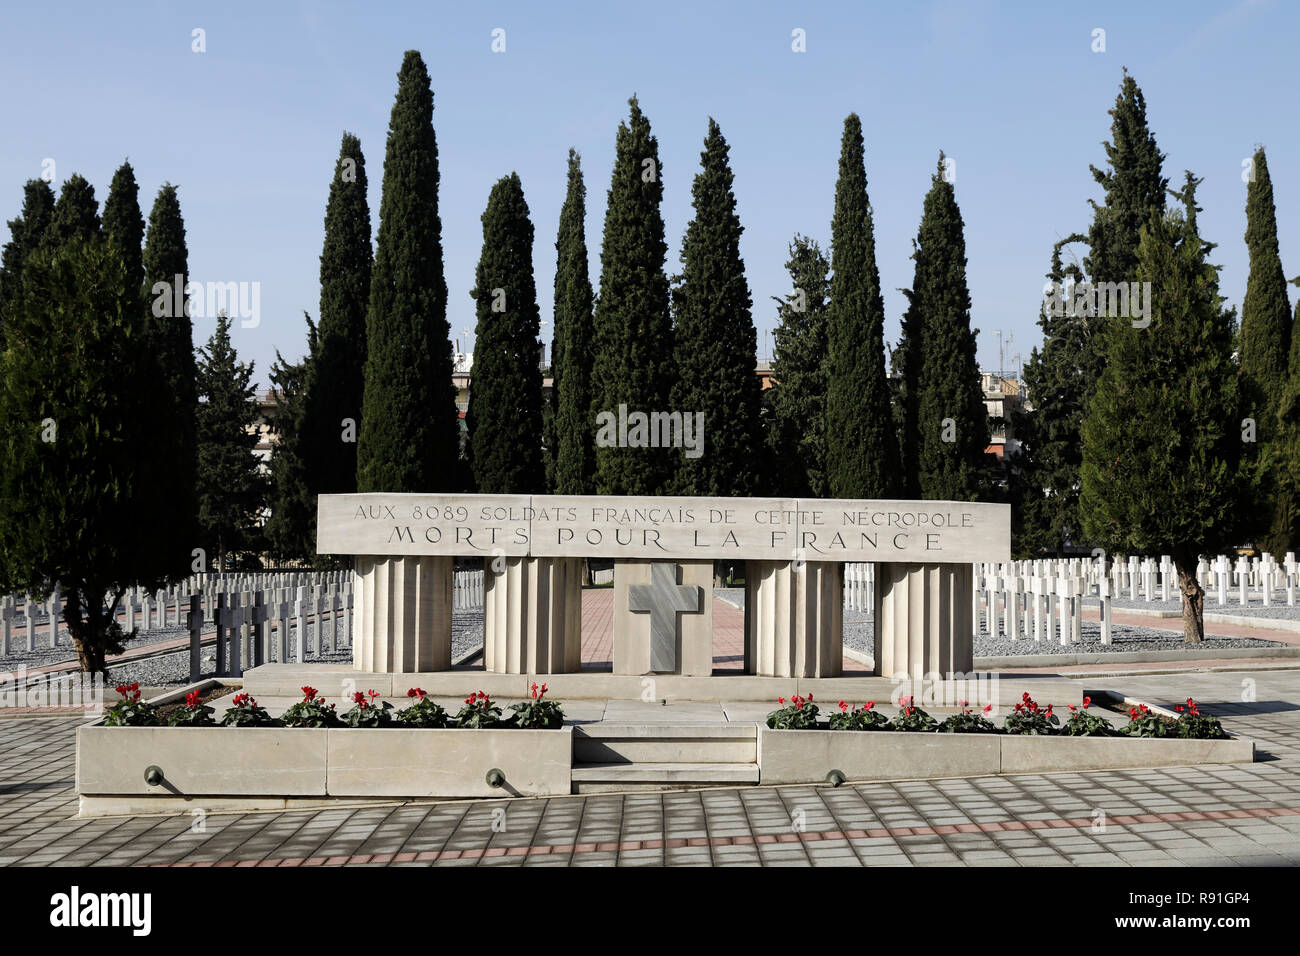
[[627, 562, 703, 672]]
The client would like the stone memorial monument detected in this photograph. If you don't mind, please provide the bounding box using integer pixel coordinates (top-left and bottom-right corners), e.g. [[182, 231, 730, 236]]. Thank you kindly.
[[317, 494, 1011, 681]]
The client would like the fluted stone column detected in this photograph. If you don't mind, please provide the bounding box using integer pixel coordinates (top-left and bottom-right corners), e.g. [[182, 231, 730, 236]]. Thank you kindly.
[[745, 560, 842, 678], [483, 556, 582, 674], [873, 562, 973, 680], [614, 559, 712, 676], [352, 555, 453, 673]]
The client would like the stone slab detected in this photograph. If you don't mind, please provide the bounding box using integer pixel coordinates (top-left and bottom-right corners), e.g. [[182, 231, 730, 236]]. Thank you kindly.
[[76, 725, 328, 796], [317, 493, 1011, 563], [999, 734, 1255, 773], [758, 728, 1001, 784], [325, 728, 572, 798]]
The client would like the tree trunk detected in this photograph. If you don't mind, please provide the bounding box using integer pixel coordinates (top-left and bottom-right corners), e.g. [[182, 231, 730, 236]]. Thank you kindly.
[[1175, 558, 1205, 644], [63, 587, 108, 674]]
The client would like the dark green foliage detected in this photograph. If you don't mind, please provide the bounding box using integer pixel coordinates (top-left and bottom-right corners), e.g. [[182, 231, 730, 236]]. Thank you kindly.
[[670, 119, 762, 496], [1081, 174, 1241, 642], [550, 150, 596, 495], [901, 155, 986, 501], [102, 162, 145, 291], [304, 133, 372, 509], [0, 179, 55, 347], [824, 114, 898, 498], [195, 314, 265, 570], [1015, 238, 1091, 554], [0, 236, 155, 673], [45, 174, 100, 247], [1085, 69, 1169, 293], [265, 314, 319, 563], [589, 97, 676, 495], [1238, 148, 1294, 558], [357, 51, 459, 493], [1018, 71, 1167, 555], [142, 184, 199, 578], [465, 173, 545, 493], [766, 235, 831, 497], [1272, 295, 1300, 554]]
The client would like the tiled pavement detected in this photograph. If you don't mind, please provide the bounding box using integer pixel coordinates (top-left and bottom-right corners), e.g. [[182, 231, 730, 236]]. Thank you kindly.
[[3, 669, 1300, 866]]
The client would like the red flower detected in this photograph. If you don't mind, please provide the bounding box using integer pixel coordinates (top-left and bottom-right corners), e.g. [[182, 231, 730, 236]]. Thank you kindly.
[[407, 687, 427, 700], [983, 704, 992, 714], [865, 701, 875, 710], [901, 696, 913, 709], [232, 693, 249, 706], [806, 693, 813, 702], [301, 686, 318, 702], [1176, 705, 1184, 712], [1081, 696, 1092, 709], [368, 689, 380, 701], [961, 700, 968, 708], [838, 700, 847, 711], [778, 697, 785, 706], [540, 683, 548, 694]]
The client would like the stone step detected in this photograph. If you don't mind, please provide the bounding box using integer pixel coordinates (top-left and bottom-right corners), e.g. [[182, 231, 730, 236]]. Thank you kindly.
[[573, 723, 757, 764], [571, 762, 760, 793]]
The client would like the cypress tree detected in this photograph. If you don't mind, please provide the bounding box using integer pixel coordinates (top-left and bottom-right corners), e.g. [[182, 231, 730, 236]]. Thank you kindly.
[[1085, 69, 1169, 292], [195, 314, 265, 571], [266, 314, 319, 564], [766, 235, 832, 497], [589, 96, 675, 495], [1018, 71, 1167, 553], [45, 174, 100, 247], [102, 162, 145, 291], [1015, 237, 1090, 553], [1276, 292, 1300, 553], [0, 234, 155, 672], [0, 179, 57, 346], [824, 114, 898, 499], [304, 133, 372, 505], [357, 50, 458, 493], [670, 119, 762, 496], [550, 149, 596, 495], [465, 173, 545, 493], [1081, 174, 1240, 643], [142, 184, 199, 578], [904, 155, 987, 501], [1238, 147, 1294, 558]]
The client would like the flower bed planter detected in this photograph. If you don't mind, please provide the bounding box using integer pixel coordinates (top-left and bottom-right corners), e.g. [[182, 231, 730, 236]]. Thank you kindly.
[[75, 724, 574, 816], [756, 727, 1254, 785]]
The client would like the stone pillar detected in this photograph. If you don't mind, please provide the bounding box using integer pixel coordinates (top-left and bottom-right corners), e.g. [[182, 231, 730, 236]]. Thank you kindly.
[[483, 556, 582, 675], [745, 560, 842, 678], [614, 559, 712, 676], [873, 563, 973, 681], [353, 555, 452, 673]]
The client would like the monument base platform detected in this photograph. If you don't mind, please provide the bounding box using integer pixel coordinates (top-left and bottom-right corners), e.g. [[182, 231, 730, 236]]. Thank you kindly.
[[240, 661, 1083, 708]]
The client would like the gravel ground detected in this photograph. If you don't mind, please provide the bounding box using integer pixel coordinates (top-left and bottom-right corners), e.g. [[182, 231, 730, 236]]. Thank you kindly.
[[2, 626, 190, 670], [1082, 596, 1300, 621], [839, 606, 1286, 657]]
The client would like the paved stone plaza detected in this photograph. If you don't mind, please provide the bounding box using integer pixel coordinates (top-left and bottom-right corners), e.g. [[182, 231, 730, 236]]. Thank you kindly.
[[2, 667, 1299, 866]]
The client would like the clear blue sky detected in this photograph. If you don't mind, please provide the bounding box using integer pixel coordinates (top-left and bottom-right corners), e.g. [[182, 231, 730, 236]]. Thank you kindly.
[[2, 0, 1295, 388]]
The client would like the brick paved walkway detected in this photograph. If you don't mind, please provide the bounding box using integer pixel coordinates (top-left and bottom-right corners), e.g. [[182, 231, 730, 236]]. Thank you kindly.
[[3, 668, 1300, 866]]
